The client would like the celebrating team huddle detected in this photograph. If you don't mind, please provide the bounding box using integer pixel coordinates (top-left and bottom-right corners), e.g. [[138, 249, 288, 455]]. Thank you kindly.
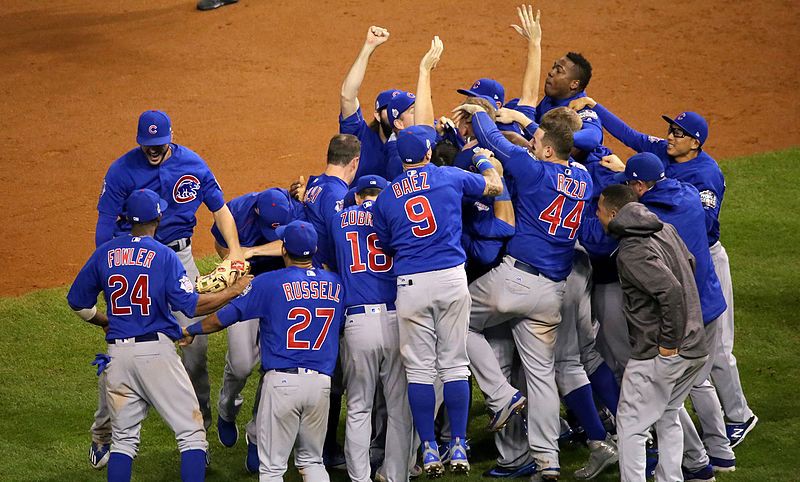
[[66, 5, 757, 482]]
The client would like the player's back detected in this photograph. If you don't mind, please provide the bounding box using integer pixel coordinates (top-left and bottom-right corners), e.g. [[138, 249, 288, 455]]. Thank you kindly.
[[254, 266, 345, 376], [304, 174, 349, 267], [373, 163, 485, 276], [507, 160, 593, 282], [330, 201, 396, 307]]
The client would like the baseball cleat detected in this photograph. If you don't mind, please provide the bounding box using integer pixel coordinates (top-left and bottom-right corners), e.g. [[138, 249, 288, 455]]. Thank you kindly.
[[448, 437, 470, 474], [488, 391, 527, 432], [682, 463, 717, 482], [709, 456, 736, 472], [645, 439, 658, 478], [323, 450, 347, 470], [482, 460, 537, 478], [531, 466, 560, 481], [196, 0, 238, 11], [726, 414, 758, 448], [216, 416, 238, 447], [574, 438, 618, 480], [421, 441, 444, 478], [245, 433, 259, 474], [89, 441, 110, 469]]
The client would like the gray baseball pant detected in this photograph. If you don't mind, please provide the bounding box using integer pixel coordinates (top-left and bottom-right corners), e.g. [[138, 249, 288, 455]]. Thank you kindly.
[[341, 305, 413, 482], [218, 317, 260, 441], [617, 355, 707, 482], [709, 241, 753, 423], [591, 281, 631, 380], [93, 244, 212, 440], [258, 369, 331, 482], [468, 255, 565, 470], [106, 333, 208, 459]]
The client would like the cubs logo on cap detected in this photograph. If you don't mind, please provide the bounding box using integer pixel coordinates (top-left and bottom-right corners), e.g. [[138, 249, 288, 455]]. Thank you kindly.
[[457, 78, 505, 105], [136, 110, 172, 146], [662, 111, 708, 146], [387, 91, 416, 126]]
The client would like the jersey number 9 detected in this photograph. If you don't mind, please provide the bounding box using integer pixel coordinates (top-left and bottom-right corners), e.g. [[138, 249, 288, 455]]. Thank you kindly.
[[404, 195, 437, 238]]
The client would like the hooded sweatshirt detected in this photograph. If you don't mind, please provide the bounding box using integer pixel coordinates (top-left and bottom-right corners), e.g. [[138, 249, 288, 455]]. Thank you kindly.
[[609, 202, 708, 360], [639, 178, 727, 324]]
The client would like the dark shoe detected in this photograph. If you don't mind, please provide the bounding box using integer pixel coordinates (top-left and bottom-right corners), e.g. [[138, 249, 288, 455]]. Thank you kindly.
[[196, 0, 238, 11], [245, 434, 259, 474], [482, 461, 537, 478], [217, 416, 238, 448]]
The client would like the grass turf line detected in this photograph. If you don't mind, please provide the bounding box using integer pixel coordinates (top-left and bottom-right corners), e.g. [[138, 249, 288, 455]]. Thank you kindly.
[[0, 149, 798, 481]]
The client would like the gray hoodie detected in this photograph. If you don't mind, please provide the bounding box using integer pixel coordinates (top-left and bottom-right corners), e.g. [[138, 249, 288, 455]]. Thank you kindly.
[[608, 202, 708, 360]]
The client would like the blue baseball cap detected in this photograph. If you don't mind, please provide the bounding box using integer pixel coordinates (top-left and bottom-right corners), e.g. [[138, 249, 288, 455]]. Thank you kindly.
[[662, 111, 708, 145], [275, 220, 318, 257], [613, 152, 666, 184], [457, 78, 505, 106], [375, 89, 402, 111], [387, 91, 416, 126], [256, 189, 293, 236], [125, 189, 168, 223], [397, 125, 437, 164], [136, 110, 172, 146], [355, 174, 388, 193]]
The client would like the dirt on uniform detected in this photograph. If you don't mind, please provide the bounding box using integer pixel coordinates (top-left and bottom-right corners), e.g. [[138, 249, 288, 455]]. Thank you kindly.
[[1, 0, 797, 296]]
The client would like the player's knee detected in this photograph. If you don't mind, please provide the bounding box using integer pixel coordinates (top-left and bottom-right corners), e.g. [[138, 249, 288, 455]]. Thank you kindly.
[[227, 356, 256, 380]]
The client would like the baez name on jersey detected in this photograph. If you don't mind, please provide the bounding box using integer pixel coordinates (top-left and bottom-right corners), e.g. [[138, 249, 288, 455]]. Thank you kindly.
[[282, 279, 342, 303], [391, 171, 430, 198], [107, 247, 156, 268]]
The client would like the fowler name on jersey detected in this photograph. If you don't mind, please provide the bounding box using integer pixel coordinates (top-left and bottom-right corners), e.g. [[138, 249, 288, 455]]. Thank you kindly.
[[106, 247, 156, 269]]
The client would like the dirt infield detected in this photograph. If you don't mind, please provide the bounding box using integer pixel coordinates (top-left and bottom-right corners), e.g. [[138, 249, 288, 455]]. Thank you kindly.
[[1, 0, 797, 296]]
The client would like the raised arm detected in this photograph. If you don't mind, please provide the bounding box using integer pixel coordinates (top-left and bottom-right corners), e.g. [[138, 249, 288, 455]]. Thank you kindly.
[[414, 36, 444, 127], [341, 26, 390, 120], [569, 97, 654, 153], [511, 4, 542, 107]]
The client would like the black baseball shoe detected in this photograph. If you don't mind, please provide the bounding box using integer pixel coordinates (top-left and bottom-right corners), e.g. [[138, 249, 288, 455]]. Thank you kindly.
[[196, 0, 238, 11]]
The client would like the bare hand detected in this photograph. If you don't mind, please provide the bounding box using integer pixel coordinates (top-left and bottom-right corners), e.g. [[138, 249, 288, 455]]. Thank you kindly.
[[227, 247, 246, 265], [436, 116, 456, 135], [495, 107, 524, 125], [420, 36, 444, 72], [568, 97, 597, 111], [511, 4, 541, 44], [178, 334, 195, 347], [365, 26, 390, 48], [601, 153, 626, 172], [658, 346, 679, 357], [452, 103, 485, 117], [289, 175, 306, 202], [472, 147, 495, 160], [243, 248, 255, 260], [229, 274, 254, 296]]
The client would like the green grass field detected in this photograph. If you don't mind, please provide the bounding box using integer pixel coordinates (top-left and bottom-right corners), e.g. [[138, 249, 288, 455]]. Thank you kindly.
[[1, 149, 799, 481]]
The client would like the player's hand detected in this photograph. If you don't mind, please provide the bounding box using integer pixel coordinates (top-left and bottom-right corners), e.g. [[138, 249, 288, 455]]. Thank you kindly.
[[229, 274, 254, 296], [601, 153, 626, 172], [243, 248, 255, 260], [658, 346, 679, 357], [569, 97, 597, 111], [227, 247, 246, 267], [420, 36, 444, 72], [178, 334, 195, 347], [289, 175, 306, 202], [452, 103, 485, 117], [495, 107, 525, 125], [436, 116, 456, 135], [473, 148, 505, 176], [511, 4, 541, 45], [365, 26, 390, 49]]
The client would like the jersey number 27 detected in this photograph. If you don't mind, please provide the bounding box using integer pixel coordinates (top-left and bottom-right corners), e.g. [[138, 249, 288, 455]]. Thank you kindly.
[[286, 307, 336, 350]]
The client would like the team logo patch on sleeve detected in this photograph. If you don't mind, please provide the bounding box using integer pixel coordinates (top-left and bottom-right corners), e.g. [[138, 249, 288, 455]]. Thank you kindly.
[[179, 275, 194, 293], [173, 175, 201, 203], [648, 135, 665, 144], [699, 190, 718, 209], [578, 109, 599, 122]]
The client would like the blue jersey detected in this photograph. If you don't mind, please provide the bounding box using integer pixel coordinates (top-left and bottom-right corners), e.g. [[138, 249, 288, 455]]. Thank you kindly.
[[473, 111, 593, 281], [340, 108, 388, 181], [576, 145, 621, 270], [373, 163, 486, 276], [498, 99, 538, 139], [329, 200, 396, 307], [216, 266, 344, 376], [535, 92, 603, 152], [97, 144, 226, 246], [640, 178, 727, 323], [211, 188, 305, 248], [67, 235, 199, 342], [304, 174, 349, 269], [592, 103, 725, 245], [384, 136, 404, 182]]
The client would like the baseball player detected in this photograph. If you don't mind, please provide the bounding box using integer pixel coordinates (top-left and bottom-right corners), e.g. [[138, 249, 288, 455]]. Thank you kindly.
[[67, 189, 250, 481], [340, 25, 400, 180], [596, 184, 710, 482], [455, 104, 593, 480], [608, 153, 732, 479], [180, 220, 345, 482], [373, 34, 505, 479], [328, 175, 414, 482], [569, 96, 757, 448], [90, 110, 244, 468], [210, 188, 305, 473], [384, 91, 420, 180]]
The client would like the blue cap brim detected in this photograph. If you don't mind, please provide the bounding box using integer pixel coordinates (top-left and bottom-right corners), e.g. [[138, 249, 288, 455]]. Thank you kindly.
[[457, 88, 478, 98], [274, 225, 287, 239], [612, 172, 629, 184], [137, 135, 172, 146], [661, 115, 701, 142], [158, 199, 168, 213]]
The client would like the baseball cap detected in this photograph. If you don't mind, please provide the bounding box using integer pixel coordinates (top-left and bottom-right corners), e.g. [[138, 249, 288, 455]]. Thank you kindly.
[[355, 174, 388, 194], [613, 152, 666, 184], [662, 111, 708, 145], [136, 110, 172, 146], [457, 78, 506, 106], [256, 189, 293, 237], [275, 220, 318, 257], [125, 189, 168, 223], [397, 125, 437, 164], [387, 91, 416, 126], [375, 89, 401, 111]]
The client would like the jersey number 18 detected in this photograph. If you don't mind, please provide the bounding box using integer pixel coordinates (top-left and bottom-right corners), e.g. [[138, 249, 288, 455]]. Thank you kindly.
[[345, 231, 392, 273]]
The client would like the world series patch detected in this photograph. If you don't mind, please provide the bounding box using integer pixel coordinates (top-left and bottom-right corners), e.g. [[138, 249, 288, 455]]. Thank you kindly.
[[699, 189, 718, 209]]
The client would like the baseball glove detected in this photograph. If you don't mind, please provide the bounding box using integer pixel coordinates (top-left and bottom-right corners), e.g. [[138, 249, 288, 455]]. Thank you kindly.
[[196, 259, 250, 294]]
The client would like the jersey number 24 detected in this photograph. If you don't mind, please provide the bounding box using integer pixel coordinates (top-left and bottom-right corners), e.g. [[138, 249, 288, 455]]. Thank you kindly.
[[108, 274, 151, 316]]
